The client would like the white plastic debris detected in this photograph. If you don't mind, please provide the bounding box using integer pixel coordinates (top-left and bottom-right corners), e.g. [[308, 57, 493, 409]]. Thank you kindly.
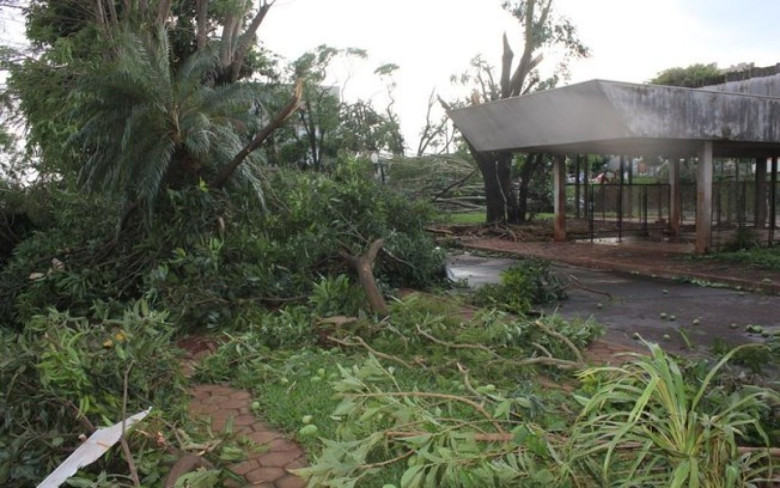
[[37, 408, 152, 488]]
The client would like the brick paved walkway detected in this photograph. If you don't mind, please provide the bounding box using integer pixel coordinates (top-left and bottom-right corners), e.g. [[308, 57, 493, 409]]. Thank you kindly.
[[189, 384, 307, 487]]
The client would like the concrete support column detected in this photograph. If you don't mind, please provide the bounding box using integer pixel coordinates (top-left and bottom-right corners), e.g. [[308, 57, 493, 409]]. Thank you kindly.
[[696, 142, 714, 254], [553, 154, 567, 242], [574, 155, 581, 219], [770, 156, 777, 245], [755, 157, 767, 228], [669, 158, 681, 236]]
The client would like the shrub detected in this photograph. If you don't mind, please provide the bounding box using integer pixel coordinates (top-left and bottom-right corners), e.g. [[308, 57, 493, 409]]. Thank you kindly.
[[471, 259, 566, 314], [0, 301, 187, 487], [1, 159, 445, 333], [566, 342, 779, 487], [721, 226, 761, 252]]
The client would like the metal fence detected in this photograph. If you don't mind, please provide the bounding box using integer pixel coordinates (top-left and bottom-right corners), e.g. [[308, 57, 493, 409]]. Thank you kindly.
[[566, 181, 780, 236]]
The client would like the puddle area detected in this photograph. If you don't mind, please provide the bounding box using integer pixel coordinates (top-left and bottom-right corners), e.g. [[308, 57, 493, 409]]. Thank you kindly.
[[446, 252, 780, 368], [573, 235, 694, 253]]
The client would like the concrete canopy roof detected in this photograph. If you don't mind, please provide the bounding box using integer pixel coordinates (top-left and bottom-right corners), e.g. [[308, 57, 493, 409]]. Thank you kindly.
[[447, 80, 780, 158]]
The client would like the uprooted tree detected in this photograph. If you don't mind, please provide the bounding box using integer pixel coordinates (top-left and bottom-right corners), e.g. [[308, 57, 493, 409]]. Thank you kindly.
[[444, 0, 589, 224]]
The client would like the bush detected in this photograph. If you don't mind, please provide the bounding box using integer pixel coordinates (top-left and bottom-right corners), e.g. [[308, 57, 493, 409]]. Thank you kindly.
[[567, 342, 779, 486], [1, 158, 445, 332], [0, 301, 187, 487], [722, 226, 761, 252], [471, 259, 566, 314]]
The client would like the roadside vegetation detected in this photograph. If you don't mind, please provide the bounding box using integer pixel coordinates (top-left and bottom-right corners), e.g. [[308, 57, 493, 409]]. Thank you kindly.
[[698, 227, 780, 271]]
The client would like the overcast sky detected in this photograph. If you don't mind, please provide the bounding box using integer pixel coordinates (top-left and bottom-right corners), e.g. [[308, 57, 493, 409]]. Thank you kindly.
[[262, 0, 780, 151], [3, 0, 780, 153]]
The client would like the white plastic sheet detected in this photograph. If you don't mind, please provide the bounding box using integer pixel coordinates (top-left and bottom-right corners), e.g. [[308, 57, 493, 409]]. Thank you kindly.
[[37, 408, 152, 488]]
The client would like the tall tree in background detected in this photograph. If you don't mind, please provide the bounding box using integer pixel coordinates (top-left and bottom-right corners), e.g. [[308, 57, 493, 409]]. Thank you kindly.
[[650, 63, 722, 87], [447, 0, 588, 224], [269, 47, 404, 170], [336, 63, 405, 156], [277, 45, 363, 170]]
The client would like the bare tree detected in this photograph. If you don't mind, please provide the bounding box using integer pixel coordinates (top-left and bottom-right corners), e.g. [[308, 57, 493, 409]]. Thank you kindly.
[[417, 90, 455, 157], [445, 0, 588, 224]]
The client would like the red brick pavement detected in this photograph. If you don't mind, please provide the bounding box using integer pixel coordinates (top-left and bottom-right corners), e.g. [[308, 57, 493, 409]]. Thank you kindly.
[[189, 384, 307, 487]]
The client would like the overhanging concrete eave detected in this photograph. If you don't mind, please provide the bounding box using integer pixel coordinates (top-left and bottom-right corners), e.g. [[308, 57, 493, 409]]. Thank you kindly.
[[448, 79, 780, 158], [500, 137, 780, 159]]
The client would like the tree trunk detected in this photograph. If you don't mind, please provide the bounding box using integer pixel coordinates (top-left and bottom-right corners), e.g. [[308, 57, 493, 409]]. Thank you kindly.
[[478, 152, 516, 224], [340, 239, 388, 318], [516, 153, 542, 223]]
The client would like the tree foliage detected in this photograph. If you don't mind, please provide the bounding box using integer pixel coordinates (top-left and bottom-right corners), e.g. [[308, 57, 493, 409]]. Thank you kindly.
[[70, 27, 263, 222], [650, 63, 722, 88], [9, 0, 285, 187], [271, 46, 405, 170]]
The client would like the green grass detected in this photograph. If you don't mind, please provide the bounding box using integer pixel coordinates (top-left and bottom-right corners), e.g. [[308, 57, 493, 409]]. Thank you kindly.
[[436, 211, 555, 224], [437, 211, 486, 225], [703, 246, 780, 271]]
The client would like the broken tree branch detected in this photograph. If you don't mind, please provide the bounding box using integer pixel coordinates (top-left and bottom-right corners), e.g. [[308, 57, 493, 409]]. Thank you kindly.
[[340, 238, 388, 317], [327, 336, 413, 369], [120, 361, 140, 488], [431, 169, 478, 203], [210, 78, 302, 188]]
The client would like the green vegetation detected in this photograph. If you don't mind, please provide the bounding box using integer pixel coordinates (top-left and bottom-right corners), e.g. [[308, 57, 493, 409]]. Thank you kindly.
[[650, 63, 723, 88], [472, 259, 567, 314], [438, 212, 486, 225], [0, 1, 777, 486], [0, 302, 247, 486], [196, 293, 605, 486], [707, 247, 780, 271], [693, 227, 780, 271], [567, 342, 777, 487]]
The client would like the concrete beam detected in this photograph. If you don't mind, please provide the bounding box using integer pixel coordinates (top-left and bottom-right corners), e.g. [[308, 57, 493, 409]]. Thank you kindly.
[[448, 79, 780, 157], [696, 142, 714, 254], [669, 158, 681, 236], [553, 155, 567, 242], [755, 157, 767, 228]]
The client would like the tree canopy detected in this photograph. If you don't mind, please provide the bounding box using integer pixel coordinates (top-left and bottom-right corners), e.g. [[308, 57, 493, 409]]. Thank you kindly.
[[649, 63, 722, 88], [7, 0, 304, 225]]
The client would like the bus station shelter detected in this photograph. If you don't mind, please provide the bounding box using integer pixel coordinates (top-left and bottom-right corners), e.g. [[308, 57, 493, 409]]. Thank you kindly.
[[447, 80, 780, 254]]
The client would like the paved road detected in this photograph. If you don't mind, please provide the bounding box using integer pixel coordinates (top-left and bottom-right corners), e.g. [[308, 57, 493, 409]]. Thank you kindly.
[[447, 252, 780, 357]]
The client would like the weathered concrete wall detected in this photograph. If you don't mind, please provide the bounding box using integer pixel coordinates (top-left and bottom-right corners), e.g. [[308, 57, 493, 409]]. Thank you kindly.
[[702, 71, 780, 97], [603, 82, 780, 143]]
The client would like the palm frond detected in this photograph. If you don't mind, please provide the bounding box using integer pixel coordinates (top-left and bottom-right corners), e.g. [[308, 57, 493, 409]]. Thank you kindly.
[[69, 26, 258, 225]]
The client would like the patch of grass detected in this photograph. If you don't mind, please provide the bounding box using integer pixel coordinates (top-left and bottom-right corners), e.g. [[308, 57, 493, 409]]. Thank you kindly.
[[705, 246, 780, 271], [436, 211, 486, 225]]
